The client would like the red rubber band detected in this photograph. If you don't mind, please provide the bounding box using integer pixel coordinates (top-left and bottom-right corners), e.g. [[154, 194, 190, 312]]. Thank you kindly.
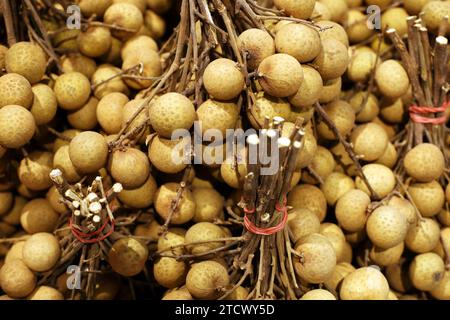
[[409, 101, 450, 124], [243, 197, 288, 236], [69, 216, 115, 244]]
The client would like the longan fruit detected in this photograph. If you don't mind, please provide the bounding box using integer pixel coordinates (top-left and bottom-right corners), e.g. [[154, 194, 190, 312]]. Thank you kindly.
[[22, 233, 60, 272], [258, 53, 303, 98], [162, 287, 193, 300], [288, 208, 321, 243], [366, 205, 408, 249], [312, 2, 332, 21], [53, 129, 80, 153], [2, 196, 27, 226], [54, 72, 91, 111], [146, 0, 172, 14], [340, 266, 390, 300], [154, 257, 187, 289], [148, 136, 189, 174], [203, 58, 244, 101], [238, 29, 275, 70], [346, 10, 375, 43], [372, 116, 397, 139], [5, 42, 47, 84], [374, 142, 398, 169], [365, 0, 392, 9], [0, 73, 33, 109], [380, 98, 404, 124], [92, 274, 121, 300], [422, 1, 450, 34], [335, 189, 370, 232], [408, 180, 445, 217], [317, 100, 355, 140], [113, 0, 146, 12], [0, 105, 36, 149], [157, 228, 186, 255], [321, 172, 355, 206], [438, 209, 450, 227], [149, 92, 196, 138], [385, 261, 413, 293], [319, 0, 348, 23], [121, 35, 158, 60], [273, 0, 315, 19], [18, 151, 53, 191], [104, 3, 144, 39], [53, 145, 82, 183], [5, 241, 25, 264], [100, 36, 123, 65], [61, 53, 97, 79], [347, 49, 378, 82], [192, 188, 224, 223], [144, 10, 166, 39], [0, 260, 36, 298], [77, 26, 112, 58], [0, 192, 13, 216], [275, 23, 322, 63], [0, 45, 7, 73], [324, 262, 355, 292], [118, 174, 157, 209], [288, 184, 327, 222], [67, 97, 99, 130], [27, 286, 64, 300], [301, 289, 336, 300], [370, 242, 404, 267], [381, 8, 409, 37], [154, 183, 196, 225], [97, 92, 128, 134], [302, 146, 335, 184], [375, 60, 410, 99], [197, 99, 239, 137], [404, 0, 431, 15], [75, 0, 112, 17], [46, 186, 67, 215], [282, 123, 317, 169], [409, 252, 445, 291], [108, 237, 148, 277], [52, 29, 80, 52], [289, 66, 323, 108], [320, 223, 348, 263], [317, 21, 349, 47], [122, 98, 150, 142], [122, 50, 162, 89], [134, 219, 160, 243], [249, 93, 291, 128], [30, 84, 57, 126], [351, 122, 389, 162], [92, 64, 130, 99], [186, 260, 229, 300], [20, 198, 59, 234], [447, 183, 450, 203], [356, 164, 396, 199], [185, 222, 225, 255], [405, 218, 441, 253], [349, 92, 380, 123], [314, 39, 349, 81], [388, 196, 417, 227], [404, 143, 445, 183], [319, 77, 342, 103], [294, 233, 337, 284], [69, 131, 108, 174], [109, 147, 150, 189], [429, 270, 450, 300]]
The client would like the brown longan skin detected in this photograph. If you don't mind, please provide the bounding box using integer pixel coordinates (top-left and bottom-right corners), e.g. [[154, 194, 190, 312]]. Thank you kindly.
[[340, 267, 390, 300], [288, 208, 321, 243], [409, 252, 445, 292], [404, 143, 445, 183], [302, 146, 335, 184], [249, 93, 291, 129], [149, 92, 196, 138], [319, 77, 342, 104], [2, 196, 27, 226], [97, 92, 128, 134], [69, 131, 109, 174], [349, 92, 380, 123], [148, 136, 189, 174], [366, 205, 408, 249], [313, 38, 349, 81], [67, 97, 99, 130], [154, 257, 187, 289], [388, 196, 417, 227], [154, 183, 196, 225], [46, 186, 67, 215], [122, 98, 150, 142], [186, 260, 230, 300], [162, 287, 193, 300], [109, 147, 150, 189], [185, 222, 225, 255], [274, 0, 315, 19], [347, 49, 378, 83], [0, 260, 36, 298], [118, 174, 157, 209], [144, 10, 166, 39], [122, 50, 162, 89], [27, 286, 64, 300], [323, 262, 355, 292], [76, 0, 112, 17], [356, 164, 396, 199], [192, 187, 224, 223], [203, 58, 244, 101], [288, 184, 327, 222], [380, 97, 404, 124], [375, 142, 398, 169], [321, 172, 355, 206], [0, 73, 33, 109], [108, 237, 148, 277], [61, 53, 97, 79], [238, 29, 275, 70], [320, 223, 348, 263], [319, 0, 348, 23], [335, 189, 370, 232], [18, 151, 53, 191], [220, 158, 247, 189], [197, 99, 239, 137], [430, 270, 450, 300], [0, 105, 36, 149], [22, 233, 60, 272], [346, 10, 374, 44], [0, 192, 13, 216], [369, 242, 404, 267], [121, 35, 158, 60], [375, 60, 410, 99], [5, 42, 47, 84], [317, 100, 355, 140], [53, 145, 82, 183], [104, 3, 144, 39], [30, 84, 57, 126], [77, 26, 112, 58], [53, 129, 81, 153], [289, 66, 323, 108], [5, 241, 25, 264], [422, 1, 450, 34], [405, 218, 441, 253], [54, 72, 91, 111], [317, 21, 349, 47], [407, 180, 445, 218], [381, 8, 409, 37], [258, 53, 304, 98], [300, 289, 336, 300], [92, 65, 130, 99], [20, 198, 59, 234], [404, 0, 431, 15]]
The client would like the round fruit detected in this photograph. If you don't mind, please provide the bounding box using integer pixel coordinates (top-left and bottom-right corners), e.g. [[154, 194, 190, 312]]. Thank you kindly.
[[197, 99, 239, 137], [61, 53, 97, 79], [118, 174, 157, 209], [154, 257, 187, 289], [375, 142, 398, 169], [53, 145, 82, 183], [104, 3, 144, 39], [77, 26, 112, 57], [0, 260, 36, 298], [0, 192, 13, 216], [186, 260, 229, 299], [289, 66, 323, 108], [238, 29, 275, 70], [321, 172, 355, 206], [192, 187, 224, 223], [302, 146, 335, 184], [366, 205, 408, 249], [350, 92, 380, 123], [154, 183, 195, 225], [69, 131, 108, 174], [76, 0, 112, 17], [430, 270, 450, 300], [273, 0, 315, 19], [27, 286, 63, 300], [97, 92, 128, 134], [381, 8, 409, 37], [203, 58, 244, 101], [288, 208, 321, 243], [22, 233, 60, 272], [340, 266, 389, 300], [46, 186, 67, 215], [335, 189, 370, 232], [355, 164, 396, 198], [324, 262, 355, 292], [370, 242, 404, 267], [404, 143, 445, 182], [122, 50, 162, 89], [67, 97, 99, 130], [405, 218, 441, 253], [30, 84, 57, 125], [185, 222, 225, 255], [108, 237, 148, 276], [422, 1, 450, 33], [316, 21, 349, 47], [5, 42, 47, 84], [347, 49, 378, 82], [148, 136, 189, 174], [20, 198, 59, 234], [313, 38, 349, 80], [288, 184, 327, 222], [319, 0, 348, 23], [388, 196, 417, 227], [0, 73, 33, 109], [375, 60, 410, 99], [121, 35, 158, 59], [408, 180, 445, 217], [54, 72, 91, 110], [92, 64, 129, 99], [300, 289, 336, 300], [0, 105, 36, 148], [409, 252, 445, 291], [346, 10, 374, 43], [18, 151, 53, 191], [162, 287, 193, 300], [317, 100, 355, 140], [109, 147, 150, 189]]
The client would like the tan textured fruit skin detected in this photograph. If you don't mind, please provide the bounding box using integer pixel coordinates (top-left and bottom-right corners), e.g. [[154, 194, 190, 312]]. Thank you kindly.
[[46, 186, 67, 215], [324, 262, 355, 292], [375, 142, 398, 169], [351, 123, 388, 161], [0, 260, 36, 298], [61, 53, 97, 79], [220, 159, 247, 189], [288, 208, 321, 243], [149, 92, 196, 138], [162, 287, 193, 300], [370, 242, 404, 267], [321, 172, 355, 206], [67, 97, 99, 130], [409, 252, 445, 291], [92, 65, 130, 99], [302, 146, 335, 184], [347, 49, 378, 82], [346, 11, 374, 43], [313, 39, 349, 80], [430, 270, 450, 300], [109, 148, 150, 189], [319, 0, 348, 23], [27, 286, 63, 300], [340, 267, 390, 300], [18, 151, 53, 191], [0, 73, 33, 109], [355, 164, 396, 198], [319, 77, 342, 103], [118, 174, 157, 209], [405, 218, 441, 253], [375, 60, 410, 99], [77, 26, 112, 57], [97, 92, 128, 134], [388, 196, 417, 227], [366, 205, 408, 249], [104, 3, 144, 39], [275, 24, 322, 63], [76, 0, 112, 17], [4, 241, 24, 264], [422, 1, 450, 33], [317, 100, 355, 140], [30, 84, 57, 125], [2, 196, 27, 226], [192, 187, 224, 223], [350, 91, 379, 123], [203, 58, 244, 101], [258, 53, 304, 98], [335, 189, 370, 232], [122, 50, 162, 89], [186, 260, 230, 299], [408, 180, 445, 217], [300, 289, 336, 300], [154, 183, 195, 225], [69, 131, 108, 174], [238, 29, 275, 70], [108, 238, 148, 277], [197, 99, 239, 137], [249, 93, 291, 129], [148, 136, 188, 174], [289, 66, 323, 108], [53, 145, 82, 183], [288, 184, 327, 222], [404, 143, 445, 182], [0, 192, 13, 216], [273, 0, 315, 19], [121, 35, 158, 60], [185, 222, 225, 254], [0, 105, 36, 149], [317, 21, 349, 47], [20, 199, 59, 234], [54, 72, 91, 110], [22, 233, 60, 272], [154, 257, 187, 289], [5, 42, 47, 84]]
